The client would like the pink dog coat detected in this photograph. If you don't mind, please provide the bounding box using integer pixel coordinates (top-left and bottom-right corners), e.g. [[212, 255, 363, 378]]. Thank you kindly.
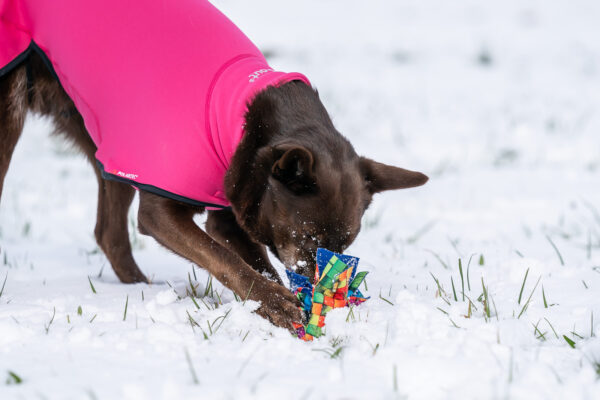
[[0, 0, 309, 208]]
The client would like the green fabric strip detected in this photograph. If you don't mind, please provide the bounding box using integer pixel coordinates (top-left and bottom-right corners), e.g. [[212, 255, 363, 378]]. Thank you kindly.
[[349, 271, 368, 291]]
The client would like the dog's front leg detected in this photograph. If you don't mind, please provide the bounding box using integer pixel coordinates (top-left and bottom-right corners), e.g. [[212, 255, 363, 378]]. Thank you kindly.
[[137, 191, 302, 329], [206, 208, 283, 285]]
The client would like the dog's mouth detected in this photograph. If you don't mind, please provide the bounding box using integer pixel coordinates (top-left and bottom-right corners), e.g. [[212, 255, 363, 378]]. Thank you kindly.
[[288, 258, 315, 277], [278, 246, 317, 278]]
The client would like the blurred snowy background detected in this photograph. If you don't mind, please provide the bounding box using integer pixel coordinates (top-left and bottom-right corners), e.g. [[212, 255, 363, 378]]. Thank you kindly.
[[1, 0, 599, 399]]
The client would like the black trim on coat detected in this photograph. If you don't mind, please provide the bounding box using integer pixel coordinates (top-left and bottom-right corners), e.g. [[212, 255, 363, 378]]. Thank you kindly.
[[97, 161, 229, 209], [0, 41, 59, 79]]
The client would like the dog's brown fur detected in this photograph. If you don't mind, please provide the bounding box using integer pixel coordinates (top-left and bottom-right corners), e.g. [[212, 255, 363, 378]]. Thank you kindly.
[[0, 51, 427, 330]]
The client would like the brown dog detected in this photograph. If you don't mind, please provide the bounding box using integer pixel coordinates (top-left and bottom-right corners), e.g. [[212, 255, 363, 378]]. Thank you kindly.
[[0, 51, 427, 330]]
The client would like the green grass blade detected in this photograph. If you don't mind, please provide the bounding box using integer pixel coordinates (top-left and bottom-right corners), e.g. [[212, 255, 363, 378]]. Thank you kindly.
[[481, 278, 490, 320], [563, 335, 576, 349], [243, 280, 255, 305], [123, 295, 129, 321], [546, 235, 565, 266], [458, 258, 465, 301], [466, 255, 473, 291], [88, 276, 97, 294], [184, 348, 199, 385], [429, 272, 450, 305], [544, 318, 559, 339], [188, 272, 198, 298], [518, 268, 530, 305], [6, 371, 23, 385], [426, 250, 450, 269], [0, 272, 8, 298], [450, 276, 458, 302], [189, 293, 201, 310], [379, 293, 394, 306], [518, 276, 541, 319]]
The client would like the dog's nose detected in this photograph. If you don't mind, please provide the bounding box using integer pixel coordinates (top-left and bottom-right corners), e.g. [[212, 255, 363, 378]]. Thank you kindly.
[[321, 236, 347, 254]]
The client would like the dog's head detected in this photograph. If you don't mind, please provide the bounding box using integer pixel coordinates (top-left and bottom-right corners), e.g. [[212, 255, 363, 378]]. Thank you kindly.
[[226, 81, 427, 277], [257, 144, 427, 276]]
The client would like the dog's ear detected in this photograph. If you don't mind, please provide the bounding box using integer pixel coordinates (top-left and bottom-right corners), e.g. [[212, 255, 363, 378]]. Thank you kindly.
[[360, 157, 428, 194], [271, 145, 317, 194]]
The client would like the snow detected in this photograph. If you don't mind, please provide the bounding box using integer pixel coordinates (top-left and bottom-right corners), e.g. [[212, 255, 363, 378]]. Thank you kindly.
[[2, 0, 600, 398]]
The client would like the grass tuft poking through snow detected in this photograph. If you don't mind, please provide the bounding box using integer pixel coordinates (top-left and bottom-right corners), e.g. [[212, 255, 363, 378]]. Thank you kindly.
[[5, 372, 22, 386]]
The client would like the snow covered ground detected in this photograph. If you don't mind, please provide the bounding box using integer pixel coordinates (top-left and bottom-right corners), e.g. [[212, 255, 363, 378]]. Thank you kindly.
[[1, 0, 600, 398]]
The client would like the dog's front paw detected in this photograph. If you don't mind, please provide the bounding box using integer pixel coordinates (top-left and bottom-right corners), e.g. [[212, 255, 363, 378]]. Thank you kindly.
[[252, 279, 303, 331]]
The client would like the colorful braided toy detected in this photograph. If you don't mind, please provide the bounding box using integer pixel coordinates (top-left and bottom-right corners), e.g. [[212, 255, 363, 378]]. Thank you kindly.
[[286, 248, 369, 341]]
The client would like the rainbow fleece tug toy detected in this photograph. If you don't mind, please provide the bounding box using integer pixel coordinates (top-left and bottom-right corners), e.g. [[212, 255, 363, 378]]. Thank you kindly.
[[286, 248, 369, 341]]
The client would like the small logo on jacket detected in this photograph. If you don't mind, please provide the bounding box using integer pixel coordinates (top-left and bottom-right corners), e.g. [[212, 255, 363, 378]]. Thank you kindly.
[[116, 171, 138, 180], [248, 68, 273, 83]]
